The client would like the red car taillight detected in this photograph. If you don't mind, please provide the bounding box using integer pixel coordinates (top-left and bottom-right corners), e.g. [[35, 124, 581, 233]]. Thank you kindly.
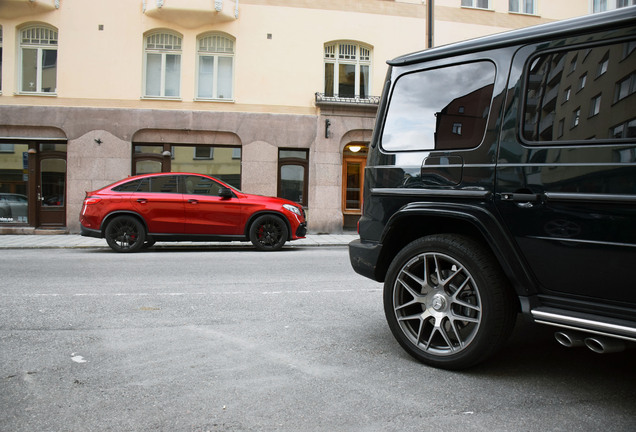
[[84, 197, 102, 205]]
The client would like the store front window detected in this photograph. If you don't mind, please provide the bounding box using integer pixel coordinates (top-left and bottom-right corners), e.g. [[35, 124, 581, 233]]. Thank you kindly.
[[133, 143, 242, 189], [0, 143, 30, 224]]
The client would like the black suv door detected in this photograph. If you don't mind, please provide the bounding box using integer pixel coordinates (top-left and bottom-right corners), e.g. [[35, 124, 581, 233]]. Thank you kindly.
[[496, 36, 636, 306]]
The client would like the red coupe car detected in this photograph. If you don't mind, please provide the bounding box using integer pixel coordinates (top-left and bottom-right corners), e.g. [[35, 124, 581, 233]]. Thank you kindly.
[[80, 172, 307, 252]]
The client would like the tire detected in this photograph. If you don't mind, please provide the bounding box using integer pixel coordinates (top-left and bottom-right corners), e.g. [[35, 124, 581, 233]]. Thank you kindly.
[[104, 215, 146, 253], [249, 214, 288, 251], [142, 239, 156, 249], [384, 234, 517, 370]]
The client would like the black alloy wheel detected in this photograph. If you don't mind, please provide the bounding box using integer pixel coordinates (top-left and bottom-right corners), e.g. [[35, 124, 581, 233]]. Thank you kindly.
[[384, 234, 517, 370], [104, 215, 146, 253], [249, 214, 288, 251]]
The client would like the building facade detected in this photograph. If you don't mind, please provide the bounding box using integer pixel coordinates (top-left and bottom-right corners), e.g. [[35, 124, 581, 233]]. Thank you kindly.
[[0, 0, 596, 234]]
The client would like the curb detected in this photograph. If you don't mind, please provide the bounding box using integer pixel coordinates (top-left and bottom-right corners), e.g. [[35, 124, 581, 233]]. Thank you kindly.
[[0, 234, 357, 250]]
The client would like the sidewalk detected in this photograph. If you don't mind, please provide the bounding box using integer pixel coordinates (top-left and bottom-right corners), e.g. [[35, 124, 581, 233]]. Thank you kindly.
[[0, 233, 358, 249]]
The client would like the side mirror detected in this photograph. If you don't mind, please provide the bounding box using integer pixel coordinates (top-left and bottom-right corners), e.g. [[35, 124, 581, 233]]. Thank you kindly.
[[218, 187, 234, 199]]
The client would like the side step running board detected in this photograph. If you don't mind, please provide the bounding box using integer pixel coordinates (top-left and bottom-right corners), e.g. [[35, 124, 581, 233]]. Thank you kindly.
[[531, 307, 636, 343]]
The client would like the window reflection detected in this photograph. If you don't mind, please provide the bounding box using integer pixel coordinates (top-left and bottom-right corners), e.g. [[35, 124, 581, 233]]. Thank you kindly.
[[382, 61, 496, 151], [524, 40, 636, 142]]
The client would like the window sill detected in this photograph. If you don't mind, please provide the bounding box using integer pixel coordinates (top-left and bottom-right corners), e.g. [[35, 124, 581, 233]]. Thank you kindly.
[[508, 11, 540, 17], [460, 6, 494, 12], [194, 98, 235, 103], [140, 96, 182, 101], [15, 92, 57, 97]]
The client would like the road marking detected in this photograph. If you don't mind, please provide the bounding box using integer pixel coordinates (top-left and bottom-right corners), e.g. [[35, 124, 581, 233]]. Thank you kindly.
[[2, 288, 382, 298]]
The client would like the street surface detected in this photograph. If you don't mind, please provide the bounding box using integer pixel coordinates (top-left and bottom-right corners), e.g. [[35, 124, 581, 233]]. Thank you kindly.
[[1, 246, 635, 431]]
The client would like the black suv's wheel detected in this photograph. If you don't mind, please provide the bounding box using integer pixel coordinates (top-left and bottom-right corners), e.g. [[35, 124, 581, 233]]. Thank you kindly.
[[249, 215, 288, 251], [384, 234, 516, 370], [104, 215, 146, 253]]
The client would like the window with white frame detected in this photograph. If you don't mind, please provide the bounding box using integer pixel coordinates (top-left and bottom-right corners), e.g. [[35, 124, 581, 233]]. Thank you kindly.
[[592, 0, 636, 12], [462, 0, 491, 9], [589, 94, 602, 117], [19, 25, 58, 94], [509, 0, 536, 14], [197, 33, 234, 100], [144, 31, 182, 98], [324, 42, 371, 99]]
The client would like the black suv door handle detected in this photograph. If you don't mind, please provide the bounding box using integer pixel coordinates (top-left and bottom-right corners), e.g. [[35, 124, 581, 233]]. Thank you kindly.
[[500, 193, 540, 208], [500, 193, 539, 202]]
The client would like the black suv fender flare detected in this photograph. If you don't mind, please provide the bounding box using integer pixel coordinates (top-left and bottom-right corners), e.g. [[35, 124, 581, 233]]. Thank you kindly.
[[379, 201, 537, 297]]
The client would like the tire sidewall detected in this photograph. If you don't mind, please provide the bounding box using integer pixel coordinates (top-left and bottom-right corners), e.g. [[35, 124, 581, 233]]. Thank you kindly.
[[249, 214, 288, 251], [384, 234, 514, 370], [105, 215, 146, 253]]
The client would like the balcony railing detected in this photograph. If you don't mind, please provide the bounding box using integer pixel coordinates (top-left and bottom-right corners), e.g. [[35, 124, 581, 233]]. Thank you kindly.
[[315, 93, 380, 107]]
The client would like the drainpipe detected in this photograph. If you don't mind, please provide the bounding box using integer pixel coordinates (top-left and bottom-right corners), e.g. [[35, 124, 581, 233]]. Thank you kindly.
[[427, 0, 434, 49]]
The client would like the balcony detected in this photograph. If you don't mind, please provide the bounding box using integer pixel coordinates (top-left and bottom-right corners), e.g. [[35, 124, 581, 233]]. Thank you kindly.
[[0, 0, 59, 19], [315, 93, 380, 108], [143, 0, 239, 28]]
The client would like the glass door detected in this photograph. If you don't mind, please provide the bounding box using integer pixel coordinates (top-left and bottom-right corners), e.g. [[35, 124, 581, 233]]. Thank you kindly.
[[37, 154, 66, 227], [342, 143, 368, 230]]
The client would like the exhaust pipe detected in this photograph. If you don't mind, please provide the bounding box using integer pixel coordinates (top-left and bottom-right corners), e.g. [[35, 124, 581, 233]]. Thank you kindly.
[[584, 336, 626, 354], [554, 331, 585, 348]]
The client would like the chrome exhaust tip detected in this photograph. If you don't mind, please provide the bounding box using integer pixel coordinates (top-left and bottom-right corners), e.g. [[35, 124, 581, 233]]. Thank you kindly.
[[554, 331, 585, 348], [584, 336, 626, 354]]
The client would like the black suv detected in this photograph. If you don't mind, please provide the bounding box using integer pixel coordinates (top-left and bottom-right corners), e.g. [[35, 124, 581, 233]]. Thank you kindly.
[[349, 7, 636, 370]]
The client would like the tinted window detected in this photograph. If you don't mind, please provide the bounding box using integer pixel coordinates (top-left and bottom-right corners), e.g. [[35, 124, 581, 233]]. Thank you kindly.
[[183, 175, 223, 196], [112, 180, 142, 192], [149, 176, 179, 193], [523, 40, 636, 142], [382, 61, 496, 151]]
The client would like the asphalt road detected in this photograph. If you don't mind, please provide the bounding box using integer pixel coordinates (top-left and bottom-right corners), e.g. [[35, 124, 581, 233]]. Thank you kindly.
[[1, 247, 635, 431]]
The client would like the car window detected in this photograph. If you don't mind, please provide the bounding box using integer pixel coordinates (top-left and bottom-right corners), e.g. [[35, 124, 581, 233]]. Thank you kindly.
[[149, 176, 179, 193], [112, 179, 143, 192], [183, 175, 224, 196], [382, 61, 496, 151], [523, 39, 636, 143]]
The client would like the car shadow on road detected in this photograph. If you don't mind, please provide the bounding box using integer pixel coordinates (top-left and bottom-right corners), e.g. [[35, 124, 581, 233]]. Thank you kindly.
[[469, 316, 636, 380]]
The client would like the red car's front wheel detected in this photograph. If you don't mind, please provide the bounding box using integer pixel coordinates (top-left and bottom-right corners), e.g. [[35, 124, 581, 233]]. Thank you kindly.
[[249, 215, 288, 251]]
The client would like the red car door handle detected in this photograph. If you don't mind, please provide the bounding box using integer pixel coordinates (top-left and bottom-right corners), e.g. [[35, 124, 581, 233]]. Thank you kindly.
[[188, 199, 199, 204], [137, 198, 147, 204]]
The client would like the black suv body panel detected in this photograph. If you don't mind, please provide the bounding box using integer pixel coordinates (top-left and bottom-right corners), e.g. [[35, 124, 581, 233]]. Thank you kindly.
[[349, 7, 636, 365]]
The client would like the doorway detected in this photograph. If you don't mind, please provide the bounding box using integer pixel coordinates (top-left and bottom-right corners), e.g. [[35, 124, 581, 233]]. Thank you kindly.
[[34, 143, 67, 227], [342, 143, 368, 230], [0, 141, 67, 228]]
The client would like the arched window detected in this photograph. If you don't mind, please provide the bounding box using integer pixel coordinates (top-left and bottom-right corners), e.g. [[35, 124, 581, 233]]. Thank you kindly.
[[278, 149, 308, 206], [19, 24, 58, 94], [324, 41, 371, 99], [197, 33, 235, 100], [144, 30, 182, 98]]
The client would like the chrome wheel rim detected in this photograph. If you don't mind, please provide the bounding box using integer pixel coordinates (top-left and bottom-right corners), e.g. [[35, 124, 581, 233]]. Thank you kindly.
[[393, 252, 482, 356]]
